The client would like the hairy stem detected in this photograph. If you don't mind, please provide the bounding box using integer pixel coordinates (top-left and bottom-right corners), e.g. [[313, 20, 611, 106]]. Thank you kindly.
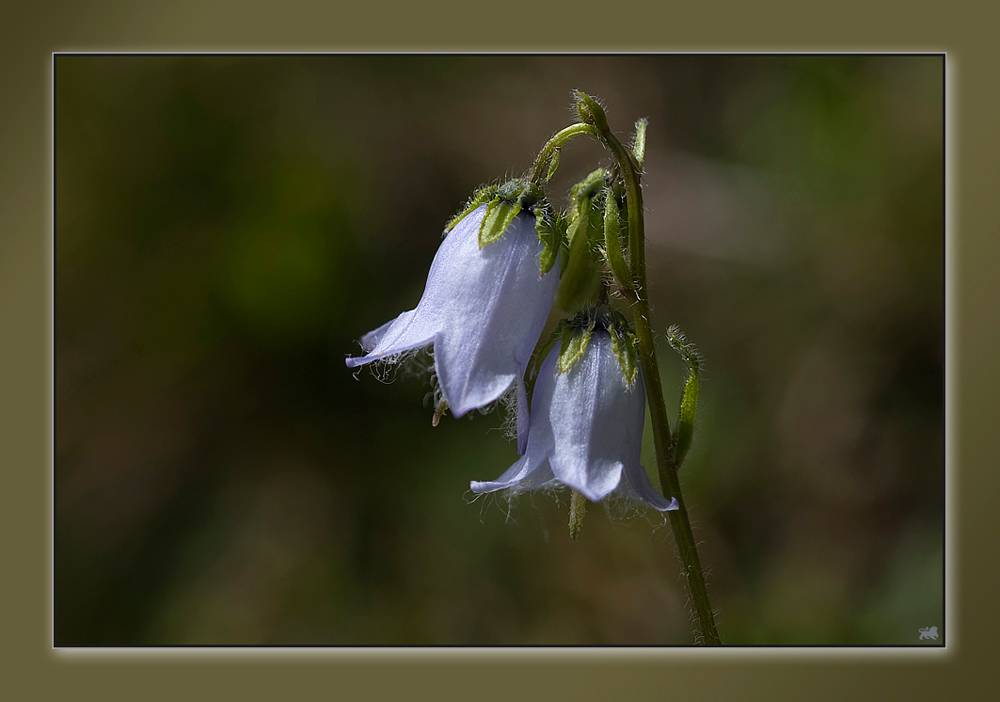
[[597, 122, 722, 646], [528, 123, 599, 184]]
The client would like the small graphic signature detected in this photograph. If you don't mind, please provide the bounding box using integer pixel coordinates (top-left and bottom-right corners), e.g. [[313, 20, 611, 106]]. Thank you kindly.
[[918, 626, 938, 641]]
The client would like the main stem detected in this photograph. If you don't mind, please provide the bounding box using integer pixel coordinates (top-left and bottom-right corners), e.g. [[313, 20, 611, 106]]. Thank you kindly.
[[598, 125, 722, 645]]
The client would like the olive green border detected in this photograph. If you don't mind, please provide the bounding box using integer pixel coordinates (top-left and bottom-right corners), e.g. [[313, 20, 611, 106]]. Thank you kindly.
[[4, 1, 989, 700]]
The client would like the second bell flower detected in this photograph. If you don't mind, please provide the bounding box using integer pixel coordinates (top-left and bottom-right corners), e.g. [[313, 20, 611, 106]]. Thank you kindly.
[[471, 325, 678, 512]]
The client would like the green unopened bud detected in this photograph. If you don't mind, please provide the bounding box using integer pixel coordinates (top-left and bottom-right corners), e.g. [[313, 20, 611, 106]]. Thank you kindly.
[[573, 90, 609, 133], [556, 169, 608, 312], [603, 189, 632, 291], [631, 118, 647, 169], [666, 325, 703, 467]]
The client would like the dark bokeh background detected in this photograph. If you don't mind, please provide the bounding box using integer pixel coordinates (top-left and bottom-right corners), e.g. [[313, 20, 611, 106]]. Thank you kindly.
[[54, 55, 943, 645]]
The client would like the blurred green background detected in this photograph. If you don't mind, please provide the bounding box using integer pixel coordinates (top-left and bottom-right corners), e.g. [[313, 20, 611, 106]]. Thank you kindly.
[[54, 55, 943, 645]]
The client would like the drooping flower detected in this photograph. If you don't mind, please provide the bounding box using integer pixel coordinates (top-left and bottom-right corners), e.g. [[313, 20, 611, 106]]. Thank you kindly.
[[346, 190, 561, 446], [470, 323, 678, 512]]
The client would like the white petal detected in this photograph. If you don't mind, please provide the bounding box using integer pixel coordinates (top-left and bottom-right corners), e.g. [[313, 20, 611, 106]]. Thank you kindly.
[[345, 309, 436, 368], [470, 456, 555, 494], [472, 351, 558, 492], [360, 313, 409, 352], [514, 374, 529, 455], [345, 207, 490, 369], [434, 211, 558, 416], [546, 331, 645, 501], [620, 464, 679, 511]]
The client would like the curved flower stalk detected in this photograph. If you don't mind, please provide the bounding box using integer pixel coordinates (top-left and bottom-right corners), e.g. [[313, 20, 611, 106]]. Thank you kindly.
[[346, 203, 559, 446], [471, 326, 678, 513]]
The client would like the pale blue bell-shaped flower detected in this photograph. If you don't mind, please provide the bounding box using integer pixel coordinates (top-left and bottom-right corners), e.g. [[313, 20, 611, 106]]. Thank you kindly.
[[346, 205, 559, 449], [471, 329, 678, 511]]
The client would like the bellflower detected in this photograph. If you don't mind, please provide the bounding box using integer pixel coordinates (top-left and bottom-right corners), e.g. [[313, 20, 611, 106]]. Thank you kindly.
[[346, 199, 560, 447], [471, 326, 678, 512]]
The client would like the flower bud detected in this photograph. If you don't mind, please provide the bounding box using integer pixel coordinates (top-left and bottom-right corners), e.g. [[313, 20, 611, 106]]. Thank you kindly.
[[573, 90, 610, 133], [555, 169, 607, 313], [666, 325, 702, 468]]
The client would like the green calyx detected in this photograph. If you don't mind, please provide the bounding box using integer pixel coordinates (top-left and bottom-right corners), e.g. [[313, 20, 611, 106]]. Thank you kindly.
[[444, 184, 499, 234], [534, 203, 566, 276], [558, 317, 595, 374], [478, 179, 535, 248], [551, 307, 639, 386], [666, 325, 703, 468], [594, 306, 640, 388], [480, 197, 521, 248], [598, 306, 641, 387], [556, 169, 609, 312], [445, 180, 562, 274], [609, 322, 639, 388]]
